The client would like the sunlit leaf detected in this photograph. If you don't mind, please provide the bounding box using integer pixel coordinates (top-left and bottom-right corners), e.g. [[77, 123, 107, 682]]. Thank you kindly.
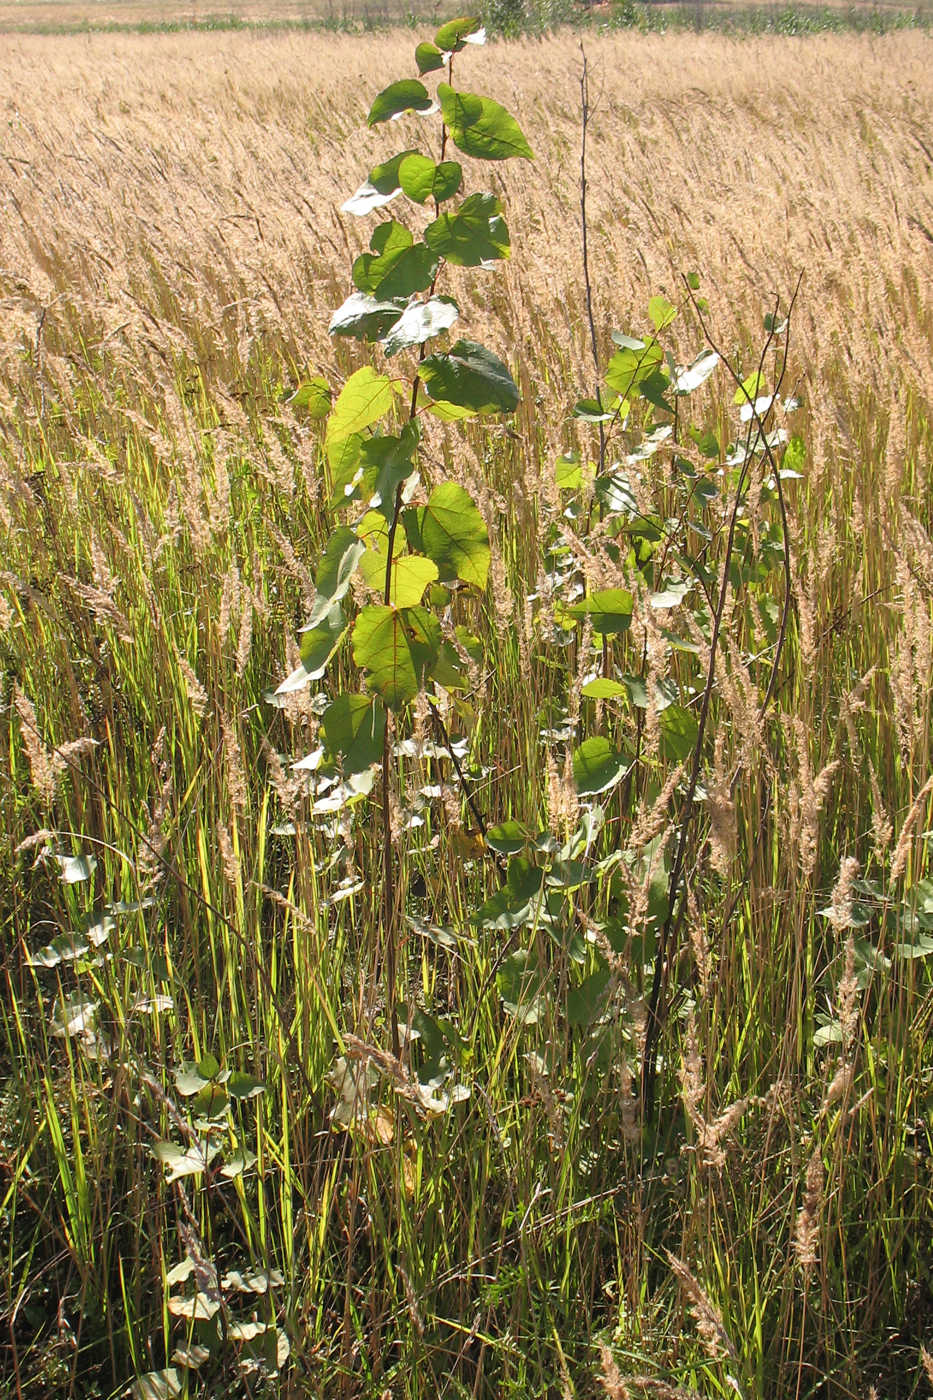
[[435, 15, 485, 50], [572, 736, 630, 796], [329, 291, 405, 342], [287, 376, 331, 416], [325, 366, 396, 447], [382, 296, 459, 357], [307, 526, 365, 627], [398, 153, 462, 204], [415, 40, 445, 73], [359, 549, 439, 606], [352, 604, 441, 709], [566, 589, 634, 634], [671, 349, 719, 394], [153, 1140, 220, 1182], [420, 339, 518, 416], [424, 192, 510, 266], [321, 693, 387, 774], [368, 78, 434, 125], [404, 481, 490, 587], [131, 1370, 183, 1400], [437, 84, 533, 162], [648, 294, 677, 331]]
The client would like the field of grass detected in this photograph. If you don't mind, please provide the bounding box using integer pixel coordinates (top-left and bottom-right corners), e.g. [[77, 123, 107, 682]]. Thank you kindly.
[[1, 23, 932, 1400]]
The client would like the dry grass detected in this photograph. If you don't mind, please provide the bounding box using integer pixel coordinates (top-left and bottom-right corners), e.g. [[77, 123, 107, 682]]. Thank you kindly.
[[1, 25, 932, 1400]]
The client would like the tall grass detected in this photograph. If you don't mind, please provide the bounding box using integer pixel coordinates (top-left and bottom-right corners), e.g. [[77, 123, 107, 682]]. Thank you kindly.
[[0, 27, 931, 1399]]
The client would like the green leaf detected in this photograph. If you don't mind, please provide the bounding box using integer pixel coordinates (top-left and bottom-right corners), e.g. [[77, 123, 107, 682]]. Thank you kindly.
[[496, 947, 545, 1022], [226, 1071, 267, 1100], [416, 40, 445, 73], [55, 852, 96, 884], [572, 397, 616, 423], [405, 481, 490, 587], [353, 220, 438, 299], [358, 427, 420, 513], [399, 155, 462, 206], [425, 192, 510, 266], [369, 148, 420, 194], [604, 339, 663, 397], [352, 605, 441, 709], [434, 15, 485, 51], [322, 693, 386, 773], [153, 1140, 219, 1182], [197, 1052, 220, 1079], [298, 602, 347, 680], [132, 1370, 184, 1400], [672, 349, 719, 394], [486, 819, 530, 855], [308, 526, 365, 626], [555, 451, 583, 488], [734, 370, 766, 406], [326, 431, 364, 505], [783, 436, 806, 477], [648, 294, 677, 330], [659, 704, 699, 761], [341, 149, 421, 215], [420, 339, 518, 416], [325, 367, 395, 448], [566, 965, 610, 1027], [192, 1082, 228, 1118], [174, 1062, 208, 1097], [287, 376, 331, 417], [382, 296, 460, 357], [368, 78, 434, 125], [581, 677, 627, 699], [566, 589, 634, 634], [359, 548, 439, 606], [437, 84, 533, 162], [329, 292, 405, 342], [476, 859, 545, 930], [573, 736, 630, 796]]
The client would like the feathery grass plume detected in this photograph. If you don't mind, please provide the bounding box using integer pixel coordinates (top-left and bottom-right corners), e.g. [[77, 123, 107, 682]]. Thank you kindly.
[[136, 729, 173, 891], [826, 856, 859, 934], [666, 1252, 738, 1364], [216, 819, 241, 890], [786, 716, 839, 880], [219, 709, 248, 817], [680, 1011, 747, 1171], [792, 1147, 824, 1274], [920, 1347, 933, 1389], [888, 772, 933, 886], [175, 649, 209, 717], [597, 1344, 630, 1399], [234, 594, 253, 679], [707, 732, 736, 881], [821, 1060, 854, 1113], [717, 637, 761, 775], [13, 685, 59, 805], [686, 887, 713, 996], [64, 575, 134, 645], [834, 934, 860, 1058]]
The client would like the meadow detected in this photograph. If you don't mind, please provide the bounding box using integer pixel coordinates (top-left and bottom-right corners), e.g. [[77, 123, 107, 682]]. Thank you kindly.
[[0, 20, 932, 1400]]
